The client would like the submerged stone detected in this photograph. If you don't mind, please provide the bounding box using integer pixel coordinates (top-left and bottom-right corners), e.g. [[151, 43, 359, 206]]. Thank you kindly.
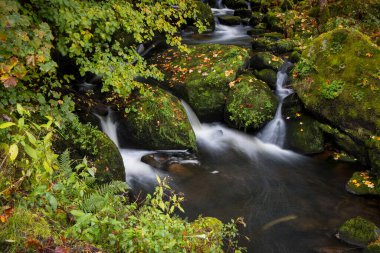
[[234, 8, 252, 19], [151, 44, 249, 120], [225, 74, 277, 130], [292, 28, 380, 174], [337, 217, 380, 247], [346, 171, 380, 196]]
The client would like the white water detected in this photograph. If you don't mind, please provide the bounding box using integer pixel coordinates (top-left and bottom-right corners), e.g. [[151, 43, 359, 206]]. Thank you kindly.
[[181, 101, 299, 161], [96, 110, 159, 185], [258, 64, 293, 147], [214, 0, 225, 9], [95, 109, 120, 148]]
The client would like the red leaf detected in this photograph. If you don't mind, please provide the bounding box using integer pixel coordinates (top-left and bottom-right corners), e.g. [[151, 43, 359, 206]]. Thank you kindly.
[[55, 246, 70, 253], [2, 76, 18, 87]]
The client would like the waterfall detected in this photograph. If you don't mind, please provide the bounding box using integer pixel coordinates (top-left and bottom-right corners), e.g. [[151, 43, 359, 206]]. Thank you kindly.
[[258, 63, 293, 147], [96, 108, 120, 148], [215, 0, 224, 9], [96, 109, 159, 185]]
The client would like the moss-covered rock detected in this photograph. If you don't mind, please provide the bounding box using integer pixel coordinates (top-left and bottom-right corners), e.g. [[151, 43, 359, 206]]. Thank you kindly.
[[263, 11, 284, 32], [225, 74, 277, 130], [346, 171, 380, 196], [247, 28, 267, 36], [252, 37, 295, 53], [365, 241, 380, 253], [218, 15, 241, 26], [188, 1, 215, 31], [249, 12, 265, 26], [337, 217, 380, 247], [55, 119, 126, 183], [318, 123, 368, 165], [292, 28, 380, 173], [223, 0, 247, 9], [191, 217, 224, 249], [250, 52, 284, 71], [234, 8, 252, 19], [152, 44, 250, 120], [117, 87, 197, 151], [285, 115, 324, 154], [254, 68, 277, 89]]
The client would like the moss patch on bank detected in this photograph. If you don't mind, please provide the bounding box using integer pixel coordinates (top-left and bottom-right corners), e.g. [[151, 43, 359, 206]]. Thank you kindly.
[[152, 44, 249, 119]]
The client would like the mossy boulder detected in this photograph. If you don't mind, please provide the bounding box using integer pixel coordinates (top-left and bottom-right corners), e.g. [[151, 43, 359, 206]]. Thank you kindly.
[[117, 87, 197, 151], [284, 115, 324, 154], [218, 15, 241, 26], [346, 171, 380, 196], [247, 28, 266, 36], [250, 52, 284, 71], [188, 1, 215, 31], [365, 241, 380, 253], [263, 11, 284, 32], [191, 217, 224, 249], [223, 0, 247, 9], [254, 68, 277, 89], [292, 28, 380, 173], [225, 74, 277, 130], [318, 123, 368, 165], [252, 37, 295, 53], [152, 44, 250, 120], [56, 119, 126, 183], [249, 12, 265, 26], [234, 9, 252, 19], [337, 217, 380, 247]]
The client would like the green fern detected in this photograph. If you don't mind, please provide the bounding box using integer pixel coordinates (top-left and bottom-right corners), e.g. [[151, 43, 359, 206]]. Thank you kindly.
[[58, 149, 72, 176], [80, 181, 129, 213]]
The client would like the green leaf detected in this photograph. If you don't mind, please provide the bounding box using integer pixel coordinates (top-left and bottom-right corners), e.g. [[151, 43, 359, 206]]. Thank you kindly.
[[43, 160, 53, 174], [25, 131, 37, 146], [0, 122, 16, 129], [71, 209, 85, 217], [46, 193, 58, 211], [9, 144, 18, 162], [24, 144, 38, 160]]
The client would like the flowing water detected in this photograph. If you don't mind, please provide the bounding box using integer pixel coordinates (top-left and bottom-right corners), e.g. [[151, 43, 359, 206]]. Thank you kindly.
[[96, 5, 380, 252], [258, 62, 293, 147]]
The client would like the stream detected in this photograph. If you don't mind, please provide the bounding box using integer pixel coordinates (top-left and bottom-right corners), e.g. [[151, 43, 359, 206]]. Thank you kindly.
[[97, 5, 380, 253]]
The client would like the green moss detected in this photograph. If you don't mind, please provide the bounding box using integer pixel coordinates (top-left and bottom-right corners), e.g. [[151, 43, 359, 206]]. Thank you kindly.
[[252, 37, 294, 54], [365, 241, 380, 253], [188, 1, 215, 31], [346, 171, 380, 196], [122, 87, 197, 150], [338, 217, 380, 247], [234, 9, 252, 19], [225, 74, 277, 130], [218, 15, 241, 26], [0, 208, 51, 252], [191, 217, 224, 251], [250, 52, 284, 71], [152, 44, 249, 119], [223, 0, 247, 9], [292, 28, 380, 170], [254, 68, 277, 89]]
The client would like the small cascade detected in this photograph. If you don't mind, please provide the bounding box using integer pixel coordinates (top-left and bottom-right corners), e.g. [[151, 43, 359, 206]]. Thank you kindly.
[[96, 110, 159, 185], [181, 100, 202, 131], [95, 108, 120, 148], [215, 0, 224, 9], [247, 1, 252, 10], [258, 62, 293, 147]]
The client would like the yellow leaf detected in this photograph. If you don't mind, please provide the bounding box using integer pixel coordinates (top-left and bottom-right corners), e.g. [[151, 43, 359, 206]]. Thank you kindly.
[[9, 144, 18, 162], [225, 69, 234, 77]]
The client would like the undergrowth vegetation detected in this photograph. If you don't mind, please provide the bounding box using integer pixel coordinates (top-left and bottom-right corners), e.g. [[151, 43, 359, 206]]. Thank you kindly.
[[0, 110, 245, 252]]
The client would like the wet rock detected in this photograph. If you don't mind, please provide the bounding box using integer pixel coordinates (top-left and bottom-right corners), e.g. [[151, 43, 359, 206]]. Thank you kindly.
[[253, 68, 277, 89], [253, 23, 267, 30], [346, 171, 380, 196], [289, 50, 301, 63], [241, 18, 250, 26], [250, 52, 284, 71], [234, 9, 252, 19], [292, 28, 380, 173], [313, 247, 348, 253], [247, 28, 266, 36], [282, 93, 303, 118], [116, 86, 197, 150], [225, 74, 277, 130], [151, 44, 249, 120], [337, 217, 380, 247], [168, 163, 194, 177], [187, 1, 215, 31], [284, 115, 324, 154], [252, 37, 295, 53], [249, 12, 265, 26], [263, 11, 284, 33], [223, 0, 247, 9], [365, 242, 380, 253], [218, 15, 241, 26]]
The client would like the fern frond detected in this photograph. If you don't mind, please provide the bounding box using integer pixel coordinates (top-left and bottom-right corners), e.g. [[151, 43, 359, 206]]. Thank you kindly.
[[59, 150, 72, 175]]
